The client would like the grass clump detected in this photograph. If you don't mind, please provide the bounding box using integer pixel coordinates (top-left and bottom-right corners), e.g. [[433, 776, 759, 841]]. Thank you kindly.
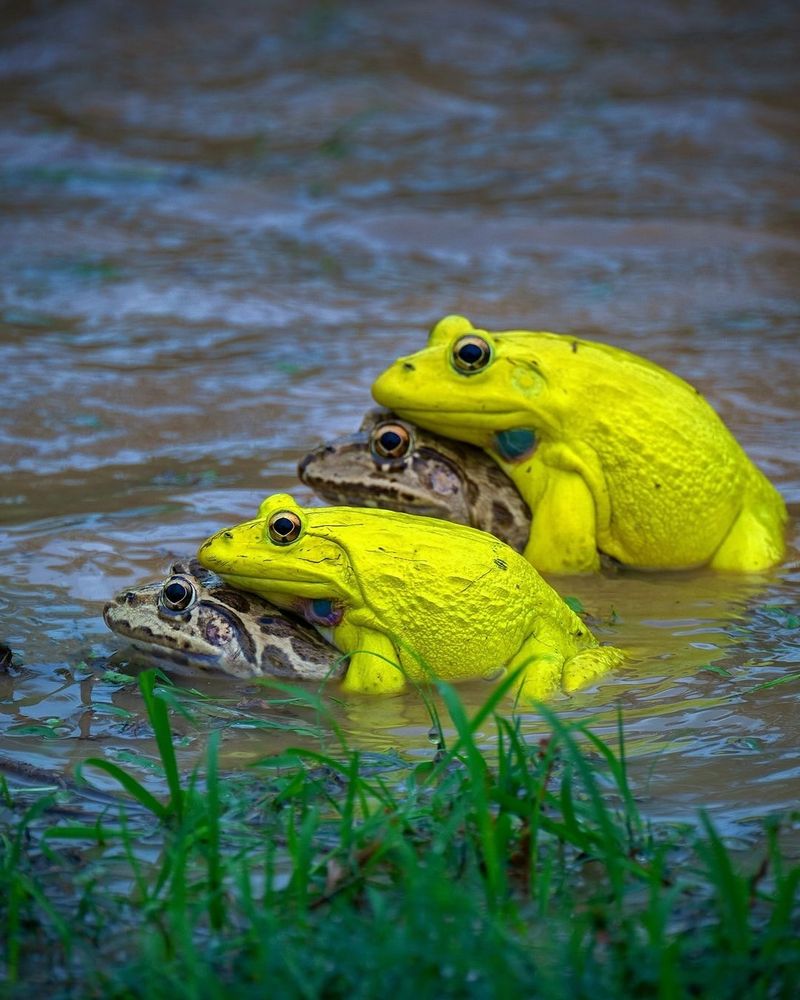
[[1, 669, 798, 999]]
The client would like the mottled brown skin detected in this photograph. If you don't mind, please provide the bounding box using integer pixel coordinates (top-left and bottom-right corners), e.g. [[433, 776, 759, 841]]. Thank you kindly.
[[103, 560, 345, 680]]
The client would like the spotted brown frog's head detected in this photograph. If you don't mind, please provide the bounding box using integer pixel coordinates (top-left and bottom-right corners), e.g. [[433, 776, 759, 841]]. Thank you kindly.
[[103, 559, 344, 680], [297, 408, 530, 552]]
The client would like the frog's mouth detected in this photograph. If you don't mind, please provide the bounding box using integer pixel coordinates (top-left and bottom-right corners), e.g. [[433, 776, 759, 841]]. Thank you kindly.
[[210, 571, 340, 603], [103, 608, 222, 669], [385, 406, 533, 433], [127, 634, 219, 666]]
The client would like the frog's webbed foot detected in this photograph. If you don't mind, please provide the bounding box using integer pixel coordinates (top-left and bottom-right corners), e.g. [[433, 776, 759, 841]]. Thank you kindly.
[[339, 627, 407, 695], [515, 656, 565, 702], [507, 637, 566, 702]]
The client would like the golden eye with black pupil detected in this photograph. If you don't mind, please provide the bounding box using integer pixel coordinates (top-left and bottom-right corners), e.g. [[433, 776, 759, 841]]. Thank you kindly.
[[268, 510, 302, 544], [370, 422, 411, 460], [161, 576, 197, 612], [452, 334, 491, 373]]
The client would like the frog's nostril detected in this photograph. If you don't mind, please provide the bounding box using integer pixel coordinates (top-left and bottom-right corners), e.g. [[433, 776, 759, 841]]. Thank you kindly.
[[123, 591, 136, 604], [402, 362, 415, 372], [223, 531, 233, 540]]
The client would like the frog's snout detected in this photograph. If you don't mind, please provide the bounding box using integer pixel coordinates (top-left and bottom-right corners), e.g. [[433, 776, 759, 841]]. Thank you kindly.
[[103, 590, 136, 620], [372, 366, 404, 406], [198, 528, 243, 573], [297, 448, 327, 478], [200, 529, 234, 552]]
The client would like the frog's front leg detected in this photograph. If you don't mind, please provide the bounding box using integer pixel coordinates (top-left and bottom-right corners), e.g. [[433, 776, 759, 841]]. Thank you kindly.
[[339, 626, 407, 695], [522, 466, 600, 574]]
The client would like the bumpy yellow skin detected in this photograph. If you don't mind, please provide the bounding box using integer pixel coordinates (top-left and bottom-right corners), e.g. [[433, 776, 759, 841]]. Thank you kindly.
[[197, 494, 623, 699], [372, 315, 787, 574]]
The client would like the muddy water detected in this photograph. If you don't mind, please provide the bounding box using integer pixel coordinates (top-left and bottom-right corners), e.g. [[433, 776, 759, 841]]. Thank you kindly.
[[1, 1, 799, 844]]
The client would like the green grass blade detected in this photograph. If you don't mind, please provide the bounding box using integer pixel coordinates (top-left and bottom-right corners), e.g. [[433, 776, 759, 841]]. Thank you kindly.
[[76, 758, 168, 821], [437, 681, 506, 910], [42, 823, 124, 843], [139, 669, 184, 820], [205, 730, 224, 930], [698, 810, 750, 953], [440, 668, 526, 760], [747, 671, 800, 693]]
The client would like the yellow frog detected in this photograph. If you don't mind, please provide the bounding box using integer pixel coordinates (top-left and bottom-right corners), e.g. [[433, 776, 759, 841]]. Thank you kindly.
[[372, 315, 787, 573], [197, 494, 623, 700]]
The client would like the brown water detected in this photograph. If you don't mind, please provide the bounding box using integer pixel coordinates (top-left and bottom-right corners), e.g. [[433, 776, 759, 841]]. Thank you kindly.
[[1, 0, 799, 845]]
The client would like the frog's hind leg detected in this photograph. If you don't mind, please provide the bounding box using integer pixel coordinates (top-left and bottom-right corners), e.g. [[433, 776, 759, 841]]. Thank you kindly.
[[506, 637, 567, 702], [710, 497, 787, 572], [561, 646, 624, 694], [339, 627, 407, 695], [509, 636, 623, 702]]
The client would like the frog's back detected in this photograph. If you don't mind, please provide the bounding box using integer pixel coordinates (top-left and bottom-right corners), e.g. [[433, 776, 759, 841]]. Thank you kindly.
[[312, 507, 592, 680], [315, 506, 532, 607]]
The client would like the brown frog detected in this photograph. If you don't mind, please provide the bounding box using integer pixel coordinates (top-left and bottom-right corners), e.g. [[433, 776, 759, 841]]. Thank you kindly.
[[103, 560, 345, 680], [298, 408, 531, 553]]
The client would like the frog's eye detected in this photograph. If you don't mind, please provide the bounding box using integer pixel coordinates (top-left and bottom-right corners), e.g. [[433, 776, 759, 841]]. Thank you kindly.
[[452, 335, 491, 373], [268, 510, 302, 545], [371, 422, 411, 460], [160, 576, 197, 612]]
